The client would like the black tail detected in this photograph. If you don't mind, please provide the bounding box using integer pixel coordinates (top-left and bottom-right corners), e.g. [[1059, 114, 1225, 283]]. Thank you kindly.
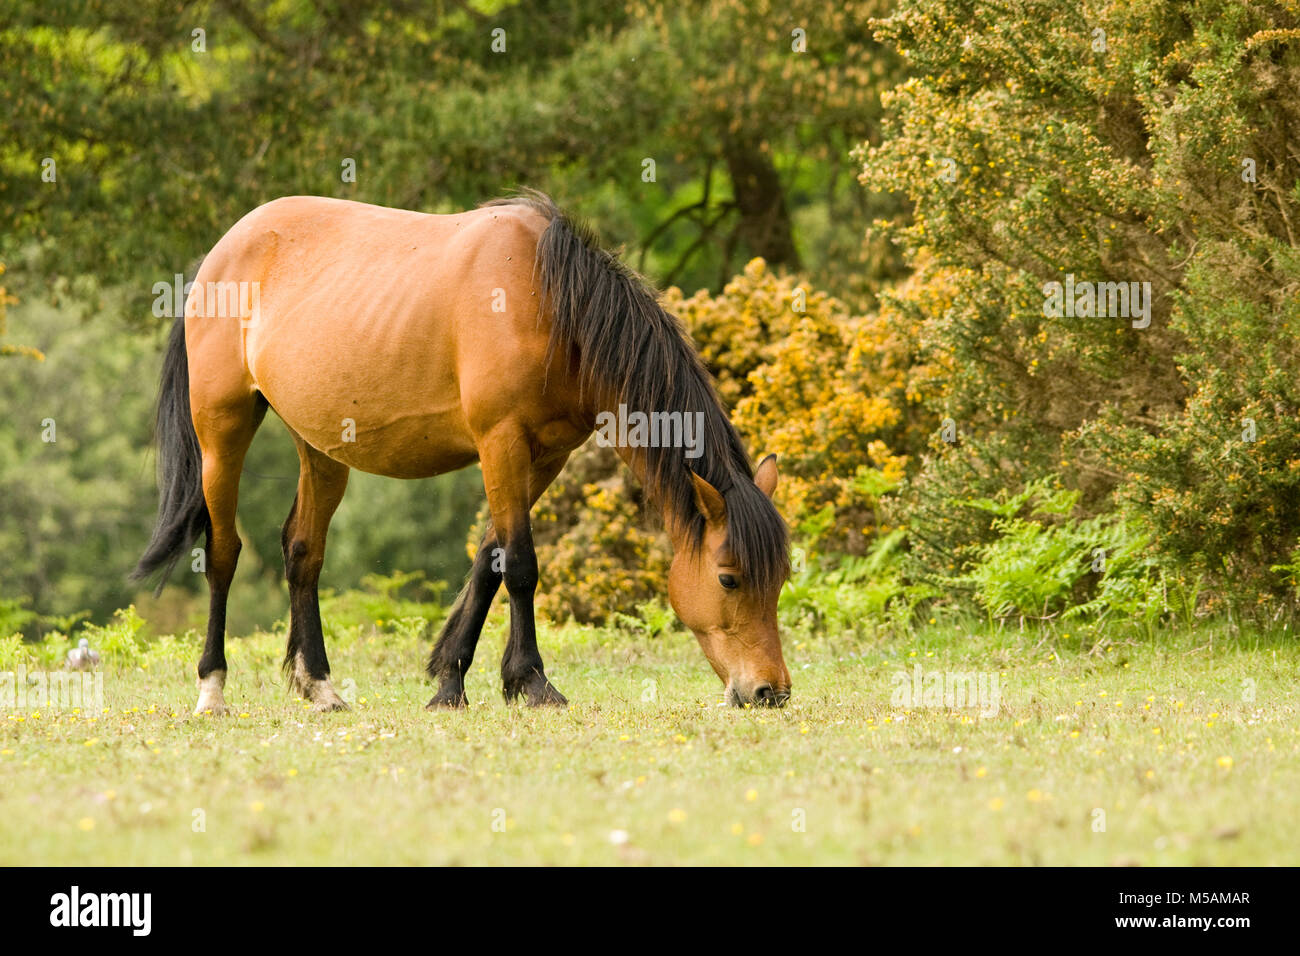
[[132, 313, 209, 591]]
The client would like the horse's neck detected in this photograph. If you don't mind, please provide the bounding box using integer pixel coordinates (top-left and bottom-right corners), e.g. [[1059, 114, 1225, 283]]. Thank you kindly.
[[613, 444, 690, 540], [614, 443, 653, 497]]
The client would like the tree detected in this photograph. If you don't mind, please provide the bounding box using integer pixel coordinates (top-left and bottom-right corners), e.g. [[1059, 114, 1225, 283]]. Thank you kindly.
[[1, 0, 904, 308], [0, 262, 39, 360]]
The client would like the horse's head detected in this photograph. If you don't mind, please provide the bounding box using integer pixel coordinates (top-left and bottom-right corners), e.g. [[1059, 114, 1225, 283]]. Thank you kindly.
[[667, 454, 791, 707]]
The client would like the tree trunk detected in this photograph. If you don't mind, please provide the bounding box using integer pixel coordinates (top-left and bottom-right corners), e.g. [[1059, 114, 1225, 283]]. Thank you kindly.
[[723, 138, 801, 269]]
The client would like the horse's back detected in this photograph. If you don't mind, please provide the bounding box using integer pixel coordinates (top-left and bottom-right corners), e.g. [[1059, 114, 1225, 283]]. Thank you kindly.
[[186, 197, 560, 478]]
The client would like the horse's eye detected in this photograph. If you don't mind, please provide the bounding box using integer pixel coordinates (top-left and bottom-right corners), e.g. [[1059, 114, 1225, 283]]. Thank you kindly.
[[719, 574, 738, 590]]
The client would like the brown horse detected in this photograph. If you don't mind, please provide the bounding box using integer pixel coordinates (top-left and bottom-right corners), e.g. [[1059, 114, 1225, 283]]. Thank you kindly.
[[133, 192, 791, 714]]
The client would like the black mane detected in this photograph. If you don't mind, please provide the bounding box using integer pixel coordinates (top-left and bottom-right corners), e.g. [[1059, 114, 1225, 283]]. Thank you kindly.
[[487, 191, 790, 594]]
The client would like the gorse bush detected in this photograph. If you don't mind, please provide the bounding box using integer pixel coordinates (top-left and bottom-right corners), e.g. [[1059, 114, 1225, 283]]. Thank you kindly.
[[860, 0, 1300, 614], [1081, 260, 1300, 610], [519, 450, 671, 625], [674, 258, 926, 554]]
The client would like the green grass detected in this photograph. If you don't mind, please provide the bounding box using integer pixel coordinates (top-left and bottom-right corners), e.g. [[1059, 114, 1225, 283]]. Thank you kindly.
[[2, 611, 1297, 865]]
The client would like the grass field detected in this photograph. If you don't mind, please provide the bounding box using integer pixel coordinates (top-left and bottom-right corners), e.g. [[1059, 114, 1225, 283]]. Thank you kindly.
[[2, 610, 1297, 865]]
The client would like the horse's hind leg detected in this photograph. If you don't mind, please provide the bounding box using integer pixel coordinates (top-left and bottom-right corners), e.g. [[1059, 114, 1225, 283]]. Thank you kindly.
[[281, 434, 350, 712], [194, 396, 266, 715]]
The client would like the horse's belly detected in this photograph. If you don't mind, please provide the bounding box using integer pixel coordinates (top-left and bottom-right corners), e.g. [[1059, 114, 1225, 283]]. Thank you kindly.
[[278, 399, 480, 479], [250, 325, 480, 479], [332, 422, 481, 480]]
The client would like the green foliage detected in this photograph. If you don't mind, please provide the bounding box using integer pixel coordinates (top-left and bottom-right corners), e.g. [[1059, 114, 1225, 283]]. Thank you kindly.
[[0, 294, 159, 622], [959, 495, 1096, 620], [0, 596, 88, 641], [2, 0, 903, 306], [79, 605, 148, 664], [1270, 548, 1300, 599], [932, 479, 1171, 629], [779, 529, 908, 638], [612, 598, 679, 640], [886, 430, 1035, 586], [1082, 258, 1300, 609], [1, 573, 451, 674], [0, 631, 32, 668], [317, 571, 449, 644], [0, 598, 38, 639], [861, 0, 1300, 612], [0, 260, 39, 360]]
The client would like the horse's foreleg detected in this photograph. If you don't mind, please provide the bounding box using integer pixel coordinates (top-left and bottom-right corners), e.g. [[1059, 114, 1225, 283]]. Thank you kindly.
[[478, 432, 569, 707], [426, 524, 502, 708], [498, 529, 565, 705], [282, 436, 350, 712]]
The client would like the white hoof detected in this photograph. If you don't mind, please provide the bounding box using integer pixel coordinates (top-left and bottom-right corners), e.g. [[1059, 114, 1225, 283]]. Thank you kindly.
[[194, 671, 230, 716], [307, 680, 349, 712], [293, 654, 349, 712]]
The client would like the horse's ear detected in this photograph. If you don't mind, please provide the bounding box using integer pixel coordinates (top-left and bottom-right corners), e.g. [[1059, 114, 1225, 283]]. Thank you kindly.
[[754, 454, 779, 498], [689, 471, 727, 526]]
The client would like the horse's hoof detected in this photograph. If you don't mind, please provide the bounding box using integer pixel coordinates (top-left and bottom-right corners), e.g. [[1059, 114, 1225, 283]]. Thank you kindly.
[[526, 682, 568, 708], [297, 671, 349, 712], [308, 682, 350, 712], [425, 689, 468, 710], [194, 672, 230, 716], [503, 670, 568, 707]]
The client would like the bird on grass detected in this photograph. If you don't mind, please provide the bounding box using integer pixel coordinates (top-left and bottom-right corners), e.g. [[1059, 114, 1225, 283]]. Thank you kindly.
[[66, 638, 100, 671]]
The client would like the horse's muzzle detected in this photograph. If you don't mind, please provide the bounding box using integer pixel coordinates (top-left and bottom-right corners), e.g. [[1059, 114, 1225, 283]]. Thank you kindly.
[[730, 683, 791, 708]]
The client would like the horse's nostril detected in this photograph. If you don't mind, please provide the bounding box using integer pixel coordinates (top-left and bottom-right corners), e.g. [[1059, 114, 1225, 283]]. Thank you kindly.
[[753, 683, 777, 705]]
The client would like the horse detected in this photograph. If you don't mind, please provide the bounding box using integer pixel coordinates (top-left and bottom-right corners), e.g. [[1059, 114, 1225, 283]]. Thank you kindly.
[[133, 191, 792, 715]]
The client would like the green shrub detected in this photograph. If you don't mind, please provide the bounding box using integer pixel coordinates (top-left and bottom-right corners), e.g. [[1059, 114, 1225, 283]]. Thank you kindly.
[[612, 598, 680, 640], [0, 598, 38, 640], [779, 529, 908, 638], [317, 570, 448, 644], [0, 631, 32, 669], [1081, 260, 1300, 613], [79, 605, 149, 666], [933, 479, 1172, 629]]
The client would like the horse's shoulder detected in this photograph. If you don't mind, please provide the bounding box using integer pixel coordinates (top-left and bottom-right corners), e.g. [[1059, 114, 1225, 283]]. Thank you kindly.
[[471, 199, 552, 239], [239, 194, 350, 226]]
